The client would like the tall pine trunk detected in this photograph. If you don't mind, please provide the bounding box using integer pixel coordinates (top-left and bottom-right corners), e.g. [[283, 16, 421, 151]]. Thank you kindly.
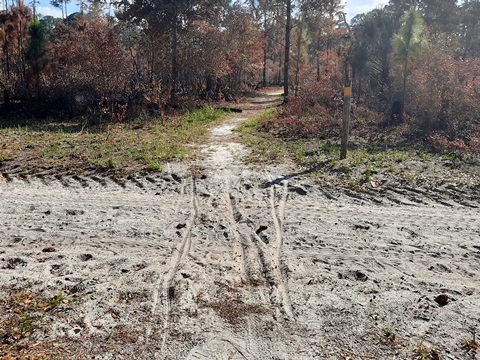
[[283, 0, 291, 101], [262, 11, 267, 88], [171, 15, 178, 103], [294, 17, 303, 97]]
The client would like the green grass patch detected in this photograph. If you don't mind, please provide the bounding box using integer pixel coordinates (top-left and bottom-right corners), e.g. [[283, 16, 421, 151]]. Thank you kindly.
[[235, 108, 290, 164], [235, 109, 480, 190], [0, 106, 228, 174], [235, 108, 276, 133]]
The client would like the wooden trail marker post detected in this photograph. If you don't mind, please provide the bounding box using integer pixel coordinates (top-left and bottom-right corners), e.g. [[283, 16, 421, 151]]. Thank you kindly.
[[340, 79, 352, 160]]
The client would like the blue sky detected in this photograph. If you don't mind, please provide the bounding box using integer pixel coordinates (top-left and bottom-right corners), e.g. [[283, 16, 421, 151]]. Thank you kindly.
[[35, 0, 387, 22], [36, 1, 64, 18]]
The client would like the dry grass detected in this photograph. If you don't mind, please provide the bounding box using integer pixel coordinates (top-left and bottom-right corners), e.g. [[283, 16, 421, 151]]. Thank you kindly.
[[199, 298, 269, 325], [462, 327, 479, 353], [0, 285, 80, 359], [197, 282, 269, 325], [0, 284, 149, 359]]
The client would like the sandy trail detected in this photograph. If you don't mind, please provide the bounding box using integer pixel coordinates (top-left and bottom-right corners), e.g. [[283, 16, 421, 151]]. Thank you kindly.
[[1, 89, 480, 359]]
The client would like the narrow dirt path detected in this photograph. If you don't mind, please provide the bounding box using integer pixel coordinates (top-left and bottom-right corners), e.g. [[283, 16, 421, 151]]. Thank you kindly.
[[1, 89, 479, 360], [200, 88, 283, 177]]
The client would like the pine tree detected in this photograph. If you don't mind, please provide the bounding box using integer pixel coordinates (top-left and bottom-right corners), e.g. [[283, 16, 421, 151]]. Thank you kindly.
[[25, 17, 45, 97], [390, 8, 424, 119]]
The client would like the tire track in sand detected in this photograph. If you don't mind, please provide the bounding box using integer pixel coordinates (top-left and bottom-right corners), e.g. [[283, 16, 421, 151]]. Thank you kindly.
[[146, 177, 199, 355], [224, 176, 254, 283], [223, 174, 294, 321], [267, 178, 294, 320]]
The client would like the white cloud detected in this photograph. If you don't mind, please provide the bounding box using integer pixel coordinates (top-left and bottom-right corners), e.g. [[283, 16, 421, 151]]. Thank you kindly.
[[37, 5, 63, 18], [343, 0, 387, 20]]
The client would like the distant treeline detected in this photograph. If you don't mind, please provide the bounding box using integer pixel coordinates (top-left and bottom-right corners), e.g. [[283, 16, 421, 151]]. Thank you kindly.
[[0, 0, 479, 141]]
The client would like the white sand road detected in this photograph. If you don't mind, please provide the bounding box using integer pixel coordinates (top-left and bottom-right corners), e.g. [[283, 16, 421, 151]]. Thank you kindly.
[[1, 90, 479, 359]]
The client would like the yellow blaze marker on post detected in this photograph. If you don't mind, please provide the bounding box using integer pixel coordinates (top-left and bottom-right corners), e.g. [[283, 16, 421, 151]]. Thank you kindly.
[[344, 86, 351, 97]]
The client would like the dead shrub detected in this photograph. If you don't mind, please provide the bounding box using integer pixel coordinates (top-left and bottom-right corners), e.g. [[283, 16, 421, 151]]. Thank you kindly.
[[429, 133, 480, 158], [199, 298, 269, 325], [407, 47, 480, 138], [264, 78, 343, 139]]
